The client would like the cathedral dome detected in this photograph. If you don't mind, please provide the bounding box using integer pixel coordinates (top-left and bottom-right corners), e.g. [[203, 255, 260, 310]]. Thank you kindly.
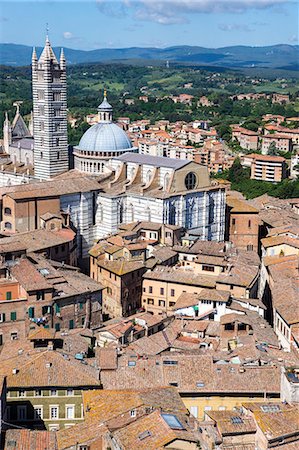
[[77, 122, 133, 153]]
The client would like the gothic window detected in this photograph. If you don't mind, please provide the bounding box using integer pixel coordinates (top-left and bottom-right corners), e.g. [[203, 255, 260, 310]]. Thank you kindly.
[[129, 204, 134, 222], [40, 122, 44, 131], [169, 204, 176, 225], [98, 204, 103, 222], [164, 173, 170, 190], [185, 172, 197, 190], [40, 152, 43, 159], [119, 203, 124, 224], [54, 109, 61, 117], [38, 72, 44, 81], [146, 207, 151, 222], [41, 138, 44, 146], [57, 152, 60, 160], [208, 196, 215, 224], [39, 106, 45, 116], [54, 123, 60, 132], [56, 138, 59, 147], [185, 198, 194, 229], [53, 92, 61, 101], [146, 170, 152, 184], [38, 90, 44, 100]]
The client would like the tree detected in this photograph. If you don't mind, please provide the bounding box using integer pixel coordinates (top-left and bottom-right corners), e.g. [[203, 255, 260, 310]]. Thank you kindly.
[[268, 141, 278, 156], [228, 158, 249, 184]]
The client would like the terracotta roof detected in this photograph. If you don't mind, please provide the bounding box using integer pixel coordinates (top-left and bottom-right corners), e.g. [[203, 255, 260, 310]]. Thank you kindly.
[[4, 430, 58, 450], [0, 174, 104, 201], [246, 153, 286, 162], [100, 353, 281, 394], [10, 258, 53, 292], [174, 240, 226, 256], [195, 254, 228, 266], [266, 255, 299, 325], [198, 289, 230, 303], [173, 292, 199, 310], [111, 409, 198, 450], [1, 350, 100, 388], [57, 420, 106, 450], [261, 235, 299, 250], [83, 387, 187, 424], [207, 410, 256, 436], [226, 197, 259, 214], [97, 258, 145, 276], [143, 266, 216, 288], [97, 348, 118, 370], [28, 327, 56, 341], [125, 322, 181, 356], [243, 403, 299, 441]]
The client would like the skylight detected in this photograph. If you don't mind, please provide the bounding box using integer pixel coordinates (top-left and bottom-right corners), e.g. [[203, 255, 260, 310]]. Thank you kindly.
[[138, 430, 152, 441], [162, 414, 185, 430], [163, 360, 178, 365], [127, 361, 136, 367], [196, 382, 205, 387], [231, 416, 243, 424], [39, 268, 50, 276], [261, 404, 280, 413]]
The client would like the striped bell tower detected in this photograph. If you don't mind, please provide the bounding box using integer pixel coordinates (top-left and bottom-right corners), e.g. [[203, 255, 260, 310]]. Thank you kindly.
[[32, 36, 69, 179]]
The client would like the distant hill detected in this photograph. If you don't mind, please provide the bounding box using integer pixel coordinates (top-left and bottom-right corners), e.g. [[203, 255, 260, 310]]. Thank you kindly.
[[0, 43, 298, 70]]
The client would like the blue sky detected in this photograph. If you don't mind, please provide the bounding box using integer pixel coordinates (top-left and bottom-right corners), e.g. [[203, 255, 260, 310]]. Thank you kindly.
[[0, 0, 298, 50]]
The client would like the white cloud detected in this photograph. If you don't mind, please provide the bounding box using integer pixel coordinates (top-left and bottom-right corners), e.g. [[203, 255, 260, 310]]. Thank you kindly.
[[218, 23, 253, 32], [289, 34, 298, 43], [63, 31, 74, 39], [97, 0, 294, 25]]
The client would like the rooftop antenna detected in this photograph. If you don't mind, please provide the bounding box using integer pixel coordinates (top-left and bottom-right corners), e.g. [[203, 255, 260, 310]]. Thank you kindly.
[[46, 22, 49, 42]]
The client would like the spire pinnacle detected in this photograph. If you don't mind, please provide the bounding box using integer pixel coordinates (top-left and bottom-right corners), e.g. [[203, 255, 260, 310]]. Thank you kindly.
[[32, 47, 38, 62], [104, 89, 107, 98], [46, 22, 50, 43]]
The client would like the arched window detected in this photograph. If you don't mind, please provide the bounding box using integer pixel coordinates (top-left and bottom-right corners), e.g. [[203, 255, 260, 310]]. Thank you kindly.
[[4, 222, 12, 230], [185, 198, 194, 229], [169, 204, 176, 225], [164, 173, 170, 190], [119, 203, 124, 224], [208, 196, 215, 224], [4, 207, 11, 215], [146, 207, 151, 222], [98, 204, 103, 222], [129, 204, 134, 222], [146, 170, 152, 184]]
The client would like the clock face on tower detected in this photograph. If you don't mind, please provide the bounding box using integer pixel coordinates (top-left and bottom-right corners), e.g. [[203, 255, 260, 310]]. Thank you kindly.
[[184, 172, 197, 190]]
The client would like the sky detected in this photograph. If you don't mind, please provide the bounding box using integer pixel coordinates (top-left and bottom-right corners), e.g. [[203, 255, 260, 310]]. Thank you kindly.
[[0, 0, 298, 50]]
